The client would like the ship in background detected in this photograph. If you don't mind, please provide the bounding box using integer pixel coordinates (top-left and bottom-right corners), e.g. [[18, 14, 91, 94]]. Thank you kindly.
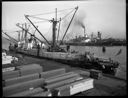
[[64, 27, 126, 46]]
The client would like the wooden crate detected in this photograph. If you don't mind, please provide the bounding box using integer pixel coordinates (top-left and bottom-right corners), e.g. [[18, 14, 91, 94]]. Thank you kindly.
[[90, 69, 102, 79], [3, 78, 45, 97], [10, 87, 44, 97], [40, 68, 65, 79], [2, 70, 20, 80], [4, 73, 39, 86]]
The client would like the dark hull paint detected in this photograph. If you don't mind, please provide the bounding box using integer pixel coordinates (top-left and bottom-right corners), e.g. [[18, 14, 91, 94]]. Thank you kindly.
[[10, 47, 117, 76]]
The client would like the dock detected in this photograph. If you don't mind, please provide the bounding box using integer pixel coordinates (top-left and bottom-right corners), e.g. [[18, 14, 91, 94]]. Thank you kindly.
[[2, 52, 126, 96]]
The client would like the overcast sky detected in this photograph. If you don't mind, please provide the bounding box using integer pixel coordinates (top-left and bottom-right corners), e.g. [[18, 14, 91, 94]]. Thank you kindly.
[[2, 0, 126, 41]]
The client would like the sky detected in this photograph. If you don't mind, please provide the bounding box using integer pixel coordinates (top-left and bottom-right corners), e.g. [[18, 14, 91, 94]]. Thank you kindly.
[[2, 0, 126, 41]]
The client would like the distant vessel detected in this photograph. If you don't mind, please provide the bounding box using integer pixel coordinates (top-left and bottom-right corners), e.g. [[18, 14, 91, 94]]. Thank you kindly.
[[3, 6, 119, 75], [65, 31, 126, 46]]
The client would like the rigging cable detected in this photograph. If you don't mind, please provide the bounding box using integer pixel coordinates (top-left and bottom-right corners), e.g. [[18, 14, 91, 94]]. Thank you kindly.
[[28, 16, 51, 22], [61, 8, 75, 21], [30, 7, 74, 17], [59, 6, 78, 45]]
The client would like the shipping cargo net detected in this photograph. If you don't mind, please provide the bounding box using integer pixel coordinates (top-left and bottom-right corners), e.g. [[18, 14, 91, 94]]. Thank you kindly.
[[2, 63, 94, 97]]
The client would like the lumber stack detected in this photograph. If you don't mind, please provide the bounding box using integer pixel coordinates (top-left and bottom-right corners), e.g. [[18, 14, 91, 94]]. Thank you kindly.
[[2, 64, 94, 97], [16, 64, 43, 76], [3, 78, 45, 96], [2, 70, 20, 80], [4, 73, 39, 86]]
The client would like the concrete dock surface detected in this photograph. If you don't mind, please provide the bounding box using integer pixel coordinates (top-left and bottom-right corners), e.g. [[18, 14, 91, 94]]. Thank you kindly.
[[3, 52, 126, 96]]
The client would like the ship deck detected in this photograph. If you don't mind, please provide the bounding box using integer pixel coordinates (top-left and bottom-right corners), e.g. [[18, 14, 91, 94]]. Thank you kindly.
[[3, 51, 126, 96]]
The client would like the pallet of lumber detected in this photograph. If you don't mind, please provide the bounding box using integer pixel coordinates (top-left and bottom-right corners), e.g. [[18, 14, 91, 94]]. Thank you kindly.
[[17, 64, 43, 76], [2, 70, 20, 80], [40, 68, 65, 79], [4, 73, 39, 86], [3, 78, 45, 96], [10, 87, 44, 97]]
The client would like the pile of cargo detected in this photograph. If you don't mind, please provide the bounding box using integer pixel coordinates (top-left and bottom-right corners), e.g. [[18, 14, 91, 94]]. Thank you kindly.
[[2, 64, 94, 96], [2, 52, 18, 65], [2, 52, 18, 72]]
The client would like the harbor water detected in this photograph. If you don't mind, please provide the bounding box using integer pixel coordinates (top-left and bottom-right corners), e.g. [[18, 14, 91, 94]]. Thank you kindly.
[[2, 41, 126, 80], [70, 46, 126, 80]]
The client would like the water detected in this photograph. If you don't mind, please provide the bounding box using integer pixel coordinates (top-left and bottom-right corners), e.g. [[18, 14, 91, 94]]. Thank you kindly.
[[2, 41, 126, 80], [70, 46, 126, 80]]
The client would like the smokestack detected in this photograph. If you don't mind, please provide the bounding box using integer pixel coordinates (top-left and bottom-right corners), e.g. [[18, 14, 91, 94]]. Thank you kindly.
[[84, 27, 85, 37]]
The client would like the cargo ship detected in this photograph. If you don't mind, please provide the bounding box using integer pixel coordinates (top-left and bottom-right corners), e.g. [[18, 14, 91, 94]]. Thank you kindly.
[[3, 6, 119, 75]]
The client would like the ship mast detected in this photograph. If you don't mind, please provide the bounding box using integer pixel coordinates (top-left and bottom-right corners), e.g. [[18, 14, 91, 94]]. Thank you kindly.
[[52, 8, 58, 50]]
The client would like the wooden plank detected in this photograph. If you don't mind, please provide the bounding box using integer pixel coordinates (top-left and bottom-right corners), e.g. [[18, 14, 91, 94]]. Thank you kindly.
[[45, 73, 80, 84], [20, 68, 42, 76], [40, 68, 65, 79], [45, 75, 81, 90], [2, 70, 20, 80], [46, 71, 75, 80], [3, 78, 45, 97], [10, 87, 44, 96], [5, 73, 39, 86], [17, 64, 43, 76], [16, 64, 42, 69]]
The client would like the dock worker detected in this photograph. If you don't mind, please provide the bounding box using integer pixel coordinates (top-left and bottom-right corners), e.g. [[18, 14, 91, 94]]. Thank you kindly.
[[66, 45, 70, 52], [9, 43, 12, 51], [102, 46, 106, 53], [37, 43, 40, 56], [27, 36, 33, 50]]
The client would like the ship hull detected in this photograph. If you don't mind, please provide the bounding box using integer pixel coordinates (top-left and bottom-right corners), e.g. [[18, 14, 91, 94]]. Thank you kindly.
[[10, 47, 118, 75]]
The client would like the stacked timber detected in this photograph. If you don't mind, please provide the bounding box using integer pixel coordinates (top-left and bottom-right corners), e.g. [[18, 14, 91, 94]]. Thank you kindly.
[[3, 78, 45, 96], [10, 87, 44, 97], [40, 68, 65, 79], [2, 70, 20, 80], [16, 64, 43, 76], [4, 73, 39, 86], [2, 64, 94, 97]]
